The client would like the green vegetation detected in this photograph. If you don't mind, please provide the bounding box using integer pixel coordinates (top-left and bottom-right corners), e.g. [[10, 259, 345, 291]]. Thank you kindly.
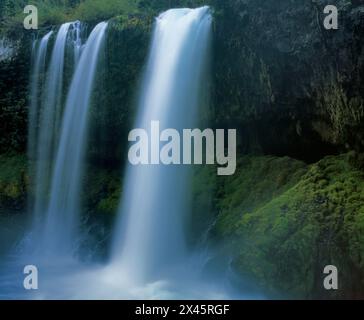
[[188, 165, 219, 244], [0, 41, 29, 154], [215, 153, 364, 298], [0, 153, 27, 209], [87, 13, 151, 167], [70, 0, 138, 22], [0, 0, 209, 32], [1, 0, 139, 31], [83, 166, 121, 215], [215, 156, 307, 237], [0, 153, 121, 216]]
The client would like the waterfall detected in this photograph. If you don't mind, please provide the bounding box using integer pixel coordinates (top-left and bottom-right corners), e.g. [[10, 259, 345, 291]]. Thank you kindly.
[[111, 7, 212, 282], [70, 21, 83, 64], [41, 22, 108, 257], [28, 31, 53, 173], [32, 23, 77, 226], [28, 21, 106, 259], [1, 8, 251, 300], [0, 3, 263, 298]]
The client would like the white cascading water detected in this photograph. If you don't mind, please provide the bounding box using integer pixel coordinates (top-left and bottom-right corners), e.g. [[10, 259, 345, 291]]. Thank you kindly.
[[32, 22, 79, 228], [70, 21, 83, 64], [28, 31, 53, 176], [0, 22, 111, 299], [41, 22, 108, 258], [111, 7, 212, 283], [0, 8, 255, 300], [42, 8, 220, 299]]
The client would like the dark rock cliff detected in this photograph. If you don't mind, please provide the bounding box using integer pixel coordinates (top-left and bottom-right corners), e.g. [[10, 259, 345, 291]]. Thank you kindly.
[[213, 0, 364, 162]]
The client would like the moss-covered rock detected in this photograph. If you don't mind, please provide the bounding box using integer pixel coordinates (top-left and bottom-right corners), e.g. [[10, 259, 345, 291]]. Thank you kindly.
[[86, 14, 151, 168], [0, 153, 28, 212], [215, 156, 307, 237], [82, 166, 121, 216], [188, 165, 219, 245], [214, 153, 364, 299]]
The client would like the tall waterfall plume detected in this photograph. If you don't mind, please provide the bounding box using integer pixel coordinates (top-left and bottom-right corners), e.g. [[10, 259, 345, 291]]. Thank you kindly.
[[111, 7, 212, 282]]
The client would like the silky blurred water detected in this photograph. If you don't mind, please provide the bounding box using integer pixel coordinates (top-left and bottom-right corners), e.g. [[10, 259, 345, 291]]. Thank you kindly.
[[0, 8, 264, 300], [111, 6, 212, 284]]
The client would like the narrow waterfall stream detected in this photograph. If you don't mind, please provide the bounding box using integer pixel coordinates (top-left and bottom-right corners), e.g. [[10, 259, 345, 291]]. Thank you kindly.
[[28, 31, 53, 218], [28, 31, 53, 167]]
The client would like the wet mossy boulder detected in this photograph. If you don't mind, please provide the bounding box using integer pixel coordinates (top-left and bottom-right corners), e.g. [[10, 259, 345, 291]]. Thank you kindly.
[[214, 154, 364, 299]]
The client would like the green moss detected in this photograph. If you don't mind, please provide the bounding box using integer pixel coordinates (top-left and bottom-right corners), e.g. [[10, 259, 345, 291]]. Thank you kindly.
[[109, 14, 150, 32], [216, 155, 307, 237], [87, 14, 150, 167], [83, 167, 121, 215], [97, 194, 119, 215], [0, 153, 27, 207], [215, 154, 364, 298], [188, 165, 219, 243], [1, 0, 139, 31], [70, 0, 138, 23]]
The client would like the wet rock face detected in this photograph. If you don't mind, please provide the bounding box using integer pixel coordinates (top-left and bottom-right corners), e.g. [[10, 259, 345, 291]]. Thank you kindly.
[[0, 38, 18, 62], [212, 0, 364, 162], [0, 32, 30, 154]]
